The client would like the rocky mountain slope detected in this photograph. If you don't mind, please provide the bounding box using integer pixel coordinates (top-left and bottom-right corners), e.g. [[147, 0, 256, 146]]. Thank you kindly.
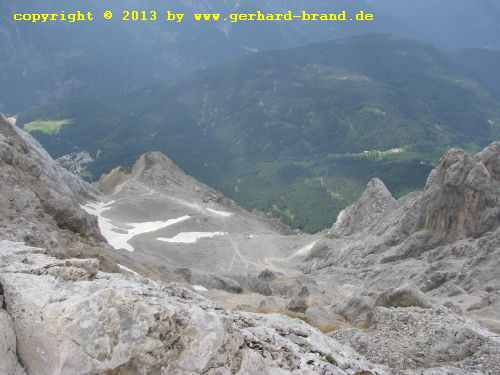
[[296, 144, 500, 372], [0, 114, 111, 260], [0, 114, 387, 374], [84, 149, 320, 290], [1, 113, 500, 374]]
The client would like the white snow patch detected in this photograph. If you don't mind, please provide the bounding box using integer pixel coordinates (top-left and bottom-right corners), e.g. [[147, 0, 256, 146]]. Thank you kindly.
[[118, 264, 140, 277], [290, 240, 319, 258], [207, 208, 233, 217], [157, 232, 227, 244], [192, 285, 208, 292], [170, 197, 205, 212], [82, 201, 190, 252]]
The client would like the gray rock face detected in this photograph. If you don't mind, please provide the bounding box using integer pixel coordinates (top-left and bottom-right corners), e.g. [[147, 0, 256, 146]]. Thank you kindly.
[[99, 150, 249, 219], [0, 114, 104, 256], [0, 309, 26, 375], [328, 141, 500, 246], [418, 144, 500, 242], [0, 241, 386, 375], [331, 178, 398, 237], [295, 143, 500, 374]]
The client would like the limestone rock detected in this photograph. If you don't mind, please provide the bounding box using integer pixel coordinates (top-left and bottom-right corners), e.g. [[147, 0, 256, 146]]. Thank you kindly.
[[417, 145, 500, 241], [0, 114, 106, 256], [0, 310, 26, 375], [0, 241, 387, 375], [331, 178, 398, 237]]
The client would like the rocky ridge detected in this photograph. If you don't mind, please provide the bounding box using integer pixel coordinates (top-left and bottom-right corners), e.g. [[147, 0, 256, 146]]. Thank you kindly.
[[289, 143, 500, 373], [0, 114, 120, 269]]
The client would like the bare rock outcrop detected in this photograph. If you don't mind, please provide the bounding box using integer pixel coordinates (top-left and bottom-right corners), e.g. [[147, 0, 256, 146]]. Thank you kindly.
[[296, 143, 500, 374], [99, 151, 215, 197], [327, 142, 500, 246], [0, 114, 105, 256], [0, 309, 26, 375], [331, 178, 398, 237], [417, 144, 500, 242], [0, 241, 387, 375]]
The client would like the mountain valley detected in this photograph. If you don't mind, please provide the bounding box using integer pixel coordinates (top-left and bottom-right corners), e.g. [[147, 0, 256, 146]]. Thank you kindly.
[[19, 35, 500, 232], [5, 0, 500, 233], [1, 113, 500, 374]]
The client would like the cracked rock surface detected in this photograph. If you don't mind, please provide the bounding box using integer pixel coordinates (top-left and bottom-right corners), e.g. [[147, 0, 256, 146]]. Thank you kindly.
[[0, 241, 386, 375]]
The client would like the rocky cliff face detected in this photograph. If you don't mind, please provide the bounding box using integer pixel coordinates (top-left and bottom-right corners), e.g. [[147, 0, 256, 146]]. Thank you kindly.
[[0, 115, 106, 256], [418, 144, 500, 242], [331, 143, 500, 244], [293, 143, 500, 373]]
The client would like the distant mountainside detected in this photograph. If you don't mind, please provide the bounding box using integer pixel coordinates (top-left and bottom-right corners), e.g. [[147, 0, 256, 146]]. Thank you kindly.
[[3, 0, 500, 112], [20, 35, 500, 232], [0, 0, 373, 112]]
